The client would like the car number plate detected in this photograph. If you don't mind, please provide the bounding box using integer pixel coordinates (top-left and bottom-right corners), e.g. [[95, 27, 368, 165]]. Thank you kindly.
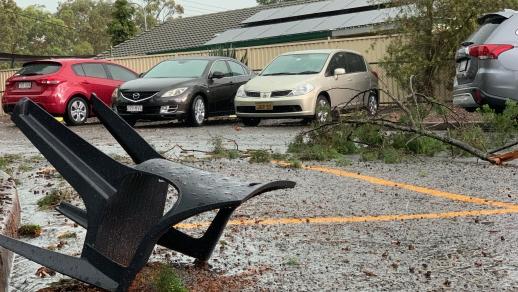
[[255, 103, 273, 111], [17, 81, 32, 89], [458, 60, 468, 72], [127, 105, 143, 112]]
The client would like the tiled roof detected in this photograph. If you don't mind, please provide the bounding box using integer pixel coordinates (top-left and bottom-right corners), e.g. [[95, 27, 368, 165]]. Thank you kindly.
[[102, 0, 326, 58]]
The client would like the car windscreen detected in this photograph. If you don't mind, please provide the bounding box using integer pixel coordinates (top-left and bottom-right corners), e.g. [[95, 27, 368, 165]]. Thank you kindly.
[[466, 19, 505, 45], [261, 53, 329, 76], [16, 62, 62, 76], [144, 59, 210, 78]]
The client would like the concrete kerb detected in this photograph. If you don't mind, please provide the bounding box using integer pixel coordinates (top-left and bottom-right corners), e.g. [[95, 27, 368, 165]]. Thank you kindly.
[[0, 171, 20, 291]]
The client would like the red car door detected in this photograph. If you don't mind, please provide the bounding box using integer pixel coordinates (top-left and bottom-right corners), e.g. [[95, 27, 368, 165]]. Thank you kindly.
[[80, 63, 117, 105]]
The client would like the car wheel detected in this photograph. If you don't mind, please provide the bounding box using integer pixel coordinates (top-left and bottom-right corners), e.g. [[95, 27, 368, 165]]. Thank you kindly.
[[315, 95, 331, 124], [64, 97, 88, 126], [123, 117, 137, 127], [188, 95, 206, 127], [366, 91, 379, 116], [241, 117, 261, 127]]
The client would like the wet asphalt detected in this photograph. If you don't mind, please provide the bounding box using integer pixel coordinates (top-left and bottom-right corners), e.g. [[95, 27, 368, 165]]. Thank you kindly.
[[1, 116, 517, 291]]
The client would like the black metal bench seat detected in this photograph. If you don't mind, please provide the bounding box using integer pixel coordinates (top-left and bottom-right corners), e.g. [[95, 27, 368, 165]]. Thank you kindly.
[[0, 94, 295, 291]]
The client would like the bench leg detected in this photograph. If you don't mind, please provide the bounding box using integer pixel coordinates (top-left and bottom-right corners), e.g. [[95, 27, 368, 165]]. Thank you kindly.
[[158, 207, 236, 262]]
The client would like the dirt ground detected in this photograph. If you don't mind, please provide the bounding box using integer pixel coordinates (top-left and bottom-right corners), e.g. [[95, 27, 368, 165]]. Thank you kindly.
[[1, 116, 517, 291]]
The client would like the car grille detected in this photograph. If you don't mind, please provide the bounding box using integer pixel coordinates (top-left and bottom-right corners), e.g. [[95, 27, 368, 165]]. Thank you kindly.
[[271, 90, 292, 97], [120, 91, 158, 102], [245, 91, 260, 97], [236, 105, 302, 113], [245, 90, 293, 98]]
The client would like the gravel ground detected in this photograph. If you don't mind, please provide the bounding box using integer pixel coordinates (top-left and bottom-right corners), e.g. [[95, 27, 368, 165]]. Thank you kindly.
[[0, 116, 517, 291]]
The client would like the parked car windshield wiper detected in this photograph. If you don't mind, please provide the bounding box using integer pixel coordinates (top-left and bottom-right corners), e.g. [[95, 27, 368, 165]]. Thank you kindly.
[[261, 72, 296, 76], [296, 71, 320, 75]]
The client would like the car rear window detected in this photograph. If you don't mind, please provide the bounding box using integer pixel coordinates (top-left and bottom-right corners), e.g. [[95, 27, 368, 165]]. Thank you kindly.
[[17, 62, 61, 76], [466, 19, 505, 44]]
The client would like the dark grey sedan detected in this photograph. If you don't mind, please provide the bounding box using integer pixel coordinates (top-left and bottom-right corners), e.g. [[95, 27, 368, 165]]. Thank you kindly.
[[113, 57, 253, 126]]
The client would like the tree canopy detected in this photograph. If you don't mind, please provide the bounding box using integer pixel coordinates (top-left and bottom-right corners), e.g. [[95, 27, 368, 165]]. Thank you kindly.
[[0, 0, 184, 65]]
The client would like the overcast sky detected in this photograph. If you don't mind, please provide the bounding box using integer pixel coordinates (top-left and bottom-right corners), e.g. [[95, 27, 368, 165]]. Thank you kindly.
[[16, 0, 259, 16]]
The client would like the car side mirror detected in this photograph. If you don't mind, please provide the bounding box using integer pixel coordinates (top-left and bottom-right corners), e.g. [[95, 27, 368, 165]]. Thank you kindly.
[[210, 71, 225, 79], [138, 72, 145, 78], [334, 68, 346, 78]]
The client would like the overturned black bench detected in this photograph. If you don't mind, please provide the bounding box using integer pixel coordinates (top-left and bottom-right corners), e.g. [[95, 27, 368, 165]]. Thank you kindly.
[[0, 94, 295, 291]]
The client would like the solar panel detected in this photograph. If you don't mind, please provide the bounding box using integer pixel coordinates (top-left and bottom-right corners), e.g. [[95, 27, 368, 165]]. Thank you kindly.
[[294, 1, 333, 16], [284, 18, 327, 35], [260, 21, 301, 39], [205, 28, 246, 45], [267, 4, 306, 20], [242, 8, 282, 24], [241, 0, 378, 25], [206, 7, 397, 46]]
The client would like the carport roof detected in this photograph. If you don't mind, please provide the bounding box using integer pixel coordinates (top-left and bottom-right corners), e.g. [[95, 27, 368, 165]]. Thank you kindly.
[[101, 0, 327, 58]]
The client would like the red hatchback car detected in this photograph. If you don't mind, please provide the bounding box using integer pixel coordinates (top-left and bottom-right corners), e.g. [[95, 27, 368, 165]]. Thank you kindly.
[[1, 59, 137, 125]]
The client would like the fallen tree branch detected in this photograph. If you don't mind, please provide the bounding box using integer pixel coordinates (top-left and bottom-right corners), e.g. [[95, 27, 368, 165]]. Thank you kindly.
[[339, 119, 494, 163]]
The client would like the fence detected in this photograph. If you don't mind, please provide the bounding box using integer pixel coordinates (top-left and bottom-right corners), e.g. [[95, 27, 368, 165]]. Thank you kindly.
[[0, 35, 451, 115]]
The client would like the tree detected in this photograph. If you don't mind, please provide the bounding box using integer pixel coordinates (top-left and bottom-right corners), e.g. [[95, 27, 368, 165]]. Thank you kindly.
[[379, 0, 518, 98], [133, 0, 184, 31], [108, 0, 138, 46], [57, 0, 114, 55], [256, 0, 295, 4]]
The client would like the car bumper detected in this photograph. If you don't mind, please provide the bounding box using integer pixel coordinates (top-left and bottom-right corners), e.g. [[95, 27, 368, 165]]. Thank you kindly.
[[234, 93, 315, 118], [2, 94, 65, 114], [453, 86, 508, 108], [116, 102, 188, 120]]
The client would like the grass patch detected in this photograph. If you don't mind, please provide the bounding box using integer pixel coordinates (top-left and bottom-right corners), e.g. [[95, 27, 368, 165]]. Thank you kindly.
[[57, 231, 77, 240], [210, 136, 241, 160], [249, 150, 271, 163], [18, 163, 33, 172], [18, 224, 42, 238], [0, 154, 22, 173], [154, 264, 188, 292], [37, 189, 73, 210], [284, 257, 300, 267]]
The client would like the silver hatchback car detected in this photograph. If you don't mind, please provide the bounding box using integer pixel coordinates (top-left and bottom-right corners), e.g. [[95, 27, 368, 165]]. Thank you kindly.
[[454, 10, 518, 112]]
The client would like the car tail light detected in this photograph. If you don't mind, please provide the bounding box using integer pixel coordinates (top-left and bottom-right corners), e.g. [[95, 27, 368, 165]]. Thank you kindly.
[[37, 79, 64, 85], [5, 80, 11, 87], [468, 44, 514, 59], [371, 70, 379, 79]]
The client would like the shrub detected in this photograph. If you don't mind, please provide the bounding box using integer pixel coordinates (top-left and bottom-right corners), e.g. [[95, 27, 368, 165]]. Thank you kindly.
[[154, 265, 188, 292], [249, 150, 271, 163], [18, 224, 42, 238]]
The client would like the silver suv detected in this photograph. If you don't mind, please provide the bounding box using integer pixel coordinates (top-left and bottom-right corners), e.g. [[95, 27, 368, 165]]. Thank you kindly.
[[453, 10, 518, 112]]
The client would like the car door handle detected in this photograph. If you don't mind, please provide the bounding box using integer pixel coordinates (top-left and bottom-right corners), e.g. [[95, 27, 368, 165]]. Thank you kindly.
[[81, 81, 91, 85]]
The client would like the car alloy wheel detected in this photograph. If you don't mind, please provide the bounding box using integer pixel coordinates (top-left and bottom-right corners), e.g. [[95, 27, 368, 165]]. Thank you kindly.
[[315, 96, 331, 124], [189, 96, 206, 126], [367, 92, 378, 116], [65, 97, 88, 126]]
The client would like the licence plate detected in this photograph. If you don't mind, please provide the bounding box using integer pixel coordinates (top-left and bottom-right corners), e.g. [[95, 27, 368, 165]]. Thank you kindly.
[[458, 60, 468, 72], [255, 103, 273, 111], [17, 81, 32, 89], [127, 105, 143, 112]]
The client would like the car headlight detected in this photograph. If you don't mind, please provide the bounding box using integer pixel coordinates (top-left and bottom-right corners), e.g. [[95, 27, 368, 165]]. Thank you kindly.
[[162, 87, 188, 97], [288, 83, 315, 96], [236, 85, 246, 98]]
